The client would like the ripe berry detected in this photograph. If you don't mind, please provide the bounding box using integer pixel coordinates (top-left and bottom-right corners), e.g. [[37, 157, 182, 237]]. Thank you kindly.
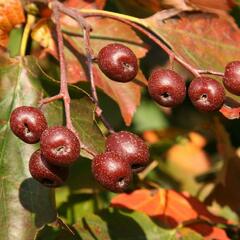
[[223, 61, 240, 95], [106, 131, 149, 173], [188, 77, 225, 112], [97, 43, 138, 82], [10, 106, 47, 144], [40, 126, 80, 166], [92, 151, 132, 192], [148, 69, 186, 107], [29, 150, 69, 188]]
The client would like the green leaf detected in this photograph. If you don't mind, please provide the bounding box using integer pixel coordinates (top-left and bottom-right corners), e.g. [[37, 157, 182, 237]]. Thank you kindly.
[[132, 99, 169, 132], [0, 56, 56, 240], [0, 56, 105, 239], [74, 209, 177, 240], [178, 228, 203, 240], [38, 63, 105, 158], [7, 27, 23, 57]]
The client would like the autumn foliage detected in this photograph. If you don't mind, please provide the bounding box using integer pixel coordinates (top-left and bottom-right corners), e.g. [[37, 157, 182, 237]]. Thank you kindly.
[[0, 0, 240, 240]]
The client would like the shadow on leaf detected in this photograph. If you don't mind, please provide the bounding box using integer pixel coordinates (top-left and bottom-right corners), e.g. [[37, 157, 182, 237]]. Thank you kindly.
[[19, 178, 57, 228]]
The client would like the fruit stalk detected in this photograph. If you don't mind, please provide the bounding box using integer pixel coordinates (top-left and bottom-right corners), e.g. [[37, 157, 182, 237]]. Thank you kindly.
[[82, 22, 115, 133], [52, 3, 74, 131]]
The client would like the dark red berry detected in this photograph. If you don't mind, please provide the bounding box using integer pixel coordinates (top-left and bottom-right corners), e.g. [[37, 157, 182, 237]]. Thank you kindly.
[[106, 131, 149, 173], [92, 151, 132, 192], [98, 43, 138, 82], [188, 77, 225, 112], [223, 61, 240, 95], [40, 126, 80, 166], [10, 106, 47, 144], [148, 69, 186, 107], [29, 150, 69, 188]]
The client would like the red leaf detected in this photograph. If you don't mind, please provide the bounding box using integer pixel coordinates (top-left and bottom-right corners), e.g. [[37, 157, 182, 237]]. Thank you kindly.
[[111, 189, 230, 239]]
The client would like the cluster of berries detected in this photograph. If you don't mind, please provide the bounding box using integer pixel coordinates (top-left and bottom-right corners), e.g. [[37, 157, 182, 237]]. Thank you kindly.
[[92, 131, 149, 192], [9, 42, 240, 193], [10, 106, 80, 187], [97, 43, 240, 112]]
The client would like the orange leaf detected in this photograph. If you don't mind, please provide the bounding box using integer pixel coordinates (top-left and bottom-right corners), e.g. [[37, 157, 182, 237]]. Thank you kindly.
[[167, 141, 210, 175], [220, 104, 240, 119], [189, 131, 206, 148], [0, 0, 25, 47], [188, 0, 235, 11], [64, 0, 107, 9], [111, 189, 230, 239], [143, 130, 160, 144]]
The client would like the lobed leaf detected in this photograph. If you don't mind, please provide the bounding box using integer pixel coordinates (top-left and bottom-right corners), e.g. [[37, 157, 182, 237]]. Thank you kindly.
[[145, 13, 240, 118]]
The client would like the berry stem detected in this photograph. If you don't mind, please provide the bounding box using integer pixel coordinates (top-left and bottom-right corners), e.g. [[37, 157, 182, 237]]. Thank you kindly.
[[39, 94, 63, 107], [83, 28, 115, 134], [52, 3, 74, 130], [49, 1, 92, 32], [48, 1, 115, 134], [197, 69, 224, 77]]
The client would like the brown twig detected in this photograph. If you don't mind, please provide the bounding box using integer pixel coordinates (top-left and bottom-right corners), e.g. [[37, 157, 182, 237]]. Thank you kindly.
[[52, 4, 74, 130], [39, 2, 75, 130], [47, 1, 115, 133], [49, 1, 92, 31], [197, 69, 224, 77], [83, 28, 115, 133]]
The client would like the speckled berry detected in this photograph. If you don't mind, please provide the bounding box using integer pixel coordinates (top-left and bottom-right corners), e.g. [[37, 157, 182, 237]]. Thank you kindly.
[[106, 131, 149, 173], [40, 126, 80, 166], [188, 77, 225, 112], [10, 106, 47, 144], [29, 150, 69, 188], [92, 151, 132, 193], [98, 43, 138, 82], [223, 61, 240, 95], [148, 69, 186, 107]]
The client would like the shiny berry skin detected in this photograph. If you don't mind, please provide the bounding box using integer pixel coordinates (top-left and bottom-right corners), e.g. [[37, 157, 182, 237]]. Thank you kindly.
[[97, 43, 138, 82], [10, 106, 47, 144], [29, 150, 69, 188], [188, 77, 225, 112], [40, 126, 80, 166], [106, 131, 149, 173], [223, 61, 240, 95], [148, 69, 186, 107], [92, 151, 132, 193]]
